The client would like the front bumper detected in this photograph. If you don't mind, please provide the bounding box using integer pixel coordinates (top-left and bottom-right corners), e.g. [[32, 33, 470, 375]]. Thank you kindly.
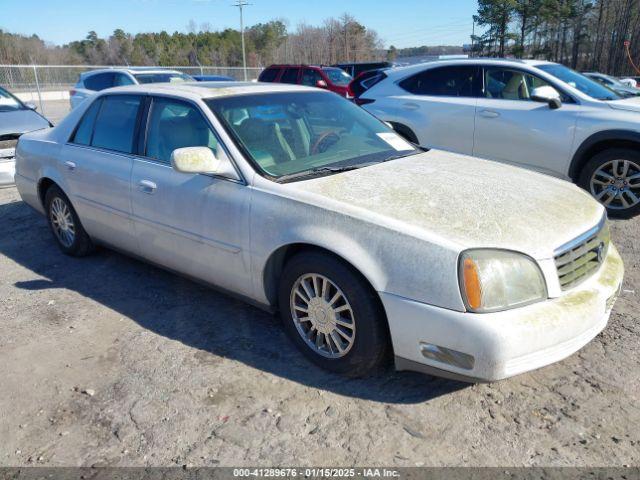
[[0, 156, 16, 187], [383, 244, 624, 382]]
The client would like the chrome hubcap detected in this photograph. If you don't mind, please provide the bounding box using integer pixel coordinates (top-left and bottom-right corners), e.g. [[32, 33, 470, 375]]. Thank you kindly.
[[290, 273, 356, 358], [591, 159, 640, 210], [49, 197, 75, 247]]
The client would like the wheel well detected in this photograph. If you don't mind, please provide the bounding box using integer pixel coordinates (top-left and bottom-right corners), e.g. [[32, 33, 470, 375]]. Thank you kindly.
[[571, 138, 640, 181], [263, 243, 384, 312], [388, 122, 419, 145], [37, 178, 56, 208]]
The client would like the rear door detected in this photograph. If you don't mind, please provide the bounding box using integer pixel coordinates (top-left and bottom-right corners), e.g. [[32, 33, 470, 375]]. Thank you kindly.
[[473, 66, 579, 176], [387, 65, 481, 154], [130, 96, 252, 296], [62, 94, 143, 252]]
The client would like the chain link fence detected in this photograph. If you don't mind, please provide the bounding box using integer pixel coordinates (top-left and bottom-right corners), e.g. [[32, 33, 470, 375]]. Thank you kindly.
[[0, 65, 263, 121]]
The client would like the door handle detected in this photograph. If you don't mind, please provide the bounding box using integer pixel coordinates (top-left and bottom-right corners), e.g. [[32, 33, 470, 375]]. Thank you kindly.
[[403, 102, 420, 111], [479, 109, 500, 118], [138, 179, 157, 194], [64, 161, 76, 170]]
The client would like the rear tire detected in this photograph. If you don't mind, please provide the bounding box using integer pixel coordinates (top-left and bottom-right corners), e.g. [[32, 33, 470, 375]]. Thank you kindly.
[[278, 251, 390, 377], [45, 185, 94, 256], [578, 148, 640, 219]]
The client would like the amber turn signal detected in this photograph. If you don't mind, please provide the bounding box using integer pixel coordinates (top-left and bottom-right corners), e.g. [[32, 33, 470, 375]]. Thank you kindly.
[[462, 257, 482, 310]]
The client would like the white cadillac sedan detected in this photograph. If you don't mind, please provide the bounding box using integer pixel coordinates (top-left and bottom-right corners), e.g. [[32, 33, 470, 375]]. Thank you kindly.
[[15, 82, 624, 382]]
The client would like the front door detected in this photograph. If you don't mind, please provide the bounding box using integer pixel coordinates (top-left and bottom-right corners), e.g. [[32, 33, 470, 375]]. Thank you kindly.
[[473, 67, 579, 177], [130, 96, 252, 297]]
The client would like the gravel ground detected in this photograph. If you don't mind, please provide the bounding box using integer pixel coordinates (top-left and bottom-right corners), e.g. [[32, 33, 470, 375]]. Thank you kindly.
[[0, 185, 638, 467], [39, 100, 71, 125]]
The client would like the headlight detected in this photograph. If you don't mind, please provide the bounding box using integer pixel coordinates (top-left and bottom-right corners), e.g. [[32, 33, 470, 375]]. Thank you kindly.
[[459, 249, 547, 313]]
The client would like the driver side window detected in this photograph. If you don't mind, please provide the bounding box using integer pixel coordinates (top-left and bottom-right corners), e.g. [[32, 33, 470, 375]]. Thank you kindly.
[[301, 69, 323, 87], [484, 68, 570, 102], [145, 97, 218, 164]]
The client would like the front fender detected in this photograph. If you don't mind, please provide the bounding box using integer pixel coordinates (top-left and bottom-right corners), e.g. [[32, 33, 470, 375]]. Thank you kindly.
[[249, 187, 465, 312]]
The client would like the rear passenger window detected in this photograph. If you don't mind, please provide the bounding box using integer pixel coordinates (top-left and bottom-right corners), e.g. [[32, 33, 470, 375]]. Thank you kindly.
[[113, 73, 135, 86], [72, 98, 102, 145], [400, 66, 481, 97], [259, 68, 279, 82], [280, 68, 299, 84], [91, 95, 142, 154], [145, 97, 218, 164], [84, 73, 115, 91]]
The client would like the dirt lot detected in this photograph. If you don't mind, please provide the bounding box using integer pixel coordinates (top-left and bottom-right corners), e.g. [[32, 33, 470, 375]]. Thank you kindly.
[[40, 100, 71, 125], [0, 185, 638, 467]]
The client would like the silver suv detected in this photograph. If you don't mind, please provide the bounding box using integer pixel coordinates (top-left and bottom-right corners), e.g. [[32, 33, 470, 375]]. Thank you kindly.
[[70, 68, 193, 109], [360, 59, 640, 218]]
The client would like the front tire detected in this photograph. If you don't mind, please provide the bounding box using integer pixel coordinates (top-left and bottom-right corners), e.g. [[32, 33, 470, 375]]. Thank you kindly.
[[578, 148, 640, 219], [278, 251, 390, 377], [45, 185, 94, 256]]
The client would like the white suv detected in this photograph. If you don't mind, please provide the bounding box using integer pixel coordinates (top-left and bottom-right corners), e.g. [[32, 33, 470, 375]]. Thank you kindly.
[[359, 59, 640, 218], [70, 68, 193, 109]]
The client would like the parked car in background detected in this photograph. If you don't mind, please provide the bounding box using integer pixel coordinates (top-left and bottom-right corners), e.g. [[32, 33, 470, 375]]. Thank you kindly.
[[70, 68, 194, 109], [15, 82, 623, 382], [348, 67, 391, 100], [618, 77, 638, 88], [582, 72, 640, 97], [333, 61, 393, 78], [0, 86, 51, 187], [193, 74, 236, 82], [258, 65, 353, 97], [360, 58, 640, 218]]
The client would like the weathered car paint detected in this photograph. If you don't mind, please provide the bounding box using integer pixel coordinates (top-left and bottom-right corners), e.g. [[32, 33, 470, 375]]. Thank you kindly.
[[15, 82, 625, 381]]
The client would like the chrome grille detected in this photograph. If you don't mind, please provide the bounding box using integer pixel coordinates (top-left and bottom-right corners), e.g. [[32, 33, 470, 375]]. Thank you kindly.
[[554, 217, 610, 291]]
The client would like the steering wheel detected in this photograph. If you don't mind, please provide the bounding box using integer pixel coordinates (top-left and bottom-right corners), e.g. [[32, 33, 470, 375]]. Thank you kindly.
[[310, 131, 341, 155]]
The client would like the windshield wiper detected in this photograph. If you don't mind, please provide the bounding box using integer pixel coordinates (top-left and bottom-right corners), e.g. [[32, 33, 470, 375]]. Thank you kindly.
[[276, 151, 423, 183]]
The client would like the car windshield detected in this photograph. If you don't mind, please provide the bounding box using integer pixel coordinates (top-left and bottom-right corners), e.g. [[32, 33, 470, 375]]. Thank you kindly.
[[601, 74, 623, 85], [0, 88, 25, 111], [537, 64, 621, 100], [322, 68, 352, 86], [133, 72, 193, 84], [206, 91, 418, 181]]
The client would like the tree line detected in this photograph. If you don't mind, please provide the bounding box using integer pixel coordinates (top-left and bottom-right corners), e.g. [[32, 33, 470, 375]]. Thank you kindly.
[[0, 14, 385, 67], [473, 0, 640, 75]]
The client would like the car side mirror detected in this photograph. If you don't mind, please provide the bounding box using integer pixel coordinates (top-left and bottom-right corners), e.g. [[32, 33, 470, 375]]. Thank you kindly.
[[316, 80, 328, 89], [170, 146, 240, 181], [24, 101, 37, 111], [531, 86, 562, 110]]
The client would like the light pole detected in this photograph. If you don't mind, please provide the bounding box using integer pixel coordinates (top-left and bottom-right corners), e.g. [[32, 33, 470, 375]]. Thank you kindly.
[[233, 0, 249, 81]]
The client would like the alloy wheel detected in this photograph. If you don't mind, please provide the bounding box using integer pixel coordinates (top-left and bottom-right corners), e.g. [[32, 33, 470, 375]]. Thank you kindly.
[[49, 197, 76, 248], [289, 273, 356, 359], [590, 159, 640, 210]]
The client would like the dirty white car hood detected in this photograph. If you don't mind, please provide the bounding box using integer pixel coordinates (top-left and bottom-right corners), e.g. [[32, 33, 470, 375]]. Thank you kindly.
[[291, 150, 604, 259]]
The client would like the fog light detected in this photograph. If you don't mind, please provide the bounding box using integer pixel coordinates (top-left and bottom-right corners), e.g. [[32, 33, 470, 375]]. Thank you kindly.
[[420, 343, 475, 370]]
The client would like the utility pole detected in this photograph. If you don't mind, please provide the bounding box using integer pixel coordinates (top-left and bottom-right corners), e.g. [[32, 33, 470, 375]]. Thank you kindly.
[[232, 0, 250, 81], [471, 19, 475, 58]]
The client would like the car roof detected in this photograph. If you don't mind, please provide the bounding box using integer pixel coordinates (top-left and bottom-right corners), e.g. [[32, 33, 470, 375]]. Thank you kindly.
[[103, 81, 318, 99], [380, 57, 558, 79], [265, 65, 338, 69], [82, 68, 185, 77]]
